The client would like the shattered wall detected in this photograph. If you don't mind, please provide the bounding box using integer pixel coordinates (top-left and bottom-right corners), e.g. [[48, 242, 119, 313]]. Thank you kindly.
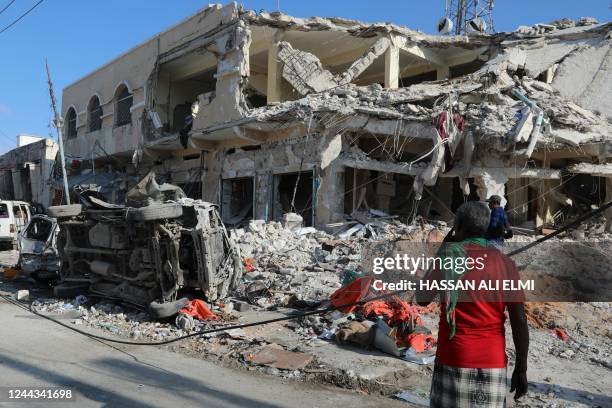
[[199, 131, 344, 227], [0, 138, 59, 207]]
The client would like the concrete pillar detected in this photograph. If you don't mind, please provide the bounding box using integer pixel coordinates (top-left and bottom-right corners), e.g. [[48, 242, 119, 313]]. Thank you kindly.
[[384, 44, 399, 89], [315, 134, 345, 227], [254, 172, 272, 221], [267, 42, 283, 104], [315, 165, 345, 227], [437, 66, 450, 81], [202, 150, 222, 205], [473, 171, 508, 207]]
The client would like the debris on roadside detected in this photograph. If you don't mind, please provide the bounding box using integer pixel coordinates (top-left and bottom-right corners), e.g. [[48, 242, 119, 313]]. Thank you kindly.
[[249, 344, 314, 370], [16, 289, 29, 301]]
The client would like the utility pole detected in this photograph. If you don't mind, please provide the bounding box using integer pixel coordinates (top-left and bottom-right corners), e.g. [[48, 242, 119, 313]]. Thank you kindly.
[[45, 59, 71, 205]]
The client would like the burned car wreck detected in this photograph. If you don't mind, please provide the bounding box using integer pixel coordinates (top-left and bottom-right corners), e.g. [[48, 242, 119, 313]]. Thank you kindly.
[[19, 173, 243, 318], [19, 214, 62, 281]]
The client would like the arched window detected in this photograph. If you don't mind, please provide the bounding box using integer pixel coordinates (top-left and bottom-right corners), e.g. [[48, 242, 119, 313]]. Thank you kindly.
[[115, 85, 132, 126], [65, 107, 77, 139], [88, 95, 103, 131]]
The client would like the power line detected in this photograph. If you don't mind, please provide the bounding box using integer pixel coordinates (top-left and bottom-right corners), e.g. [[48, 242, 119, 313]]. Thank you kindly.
[[0, 0, 44, 35], [0, 0, 16, 16]]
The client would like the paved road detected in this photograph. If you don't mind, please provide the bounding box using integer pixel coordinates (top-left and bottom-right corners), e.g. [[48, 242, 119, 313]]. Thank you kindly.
[[0, 301, 407, 408]]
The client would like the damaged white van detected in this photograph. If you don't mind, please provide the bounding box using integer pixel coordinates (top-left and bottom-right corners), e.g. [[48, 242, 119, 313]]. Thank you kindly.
[[0, 200, 32, 249], [18, 214, 62, 282]]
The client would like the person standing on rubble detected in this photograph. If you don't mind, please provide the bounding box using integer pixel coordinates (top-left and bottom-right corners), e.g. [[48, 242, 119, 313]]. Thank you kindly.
[[486, 195, 511, 248], [417, 201, 529, 407]]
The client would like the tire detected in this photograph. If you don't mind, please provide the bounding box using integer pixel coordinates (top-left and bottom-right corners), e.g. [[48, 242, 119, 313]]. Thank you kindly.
[[47, 204, 83, 218], [31, 271, 60, 285], [53, 282, 90, 299], [148, 297, 189, 319], [129, 203, 183, 221]]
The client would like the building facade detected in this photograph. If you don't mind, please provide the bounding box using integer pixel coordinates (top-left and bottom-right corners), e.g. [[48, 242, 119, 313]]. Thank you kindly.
[[0, 136, 59, 207], [61, 3, 612, 230]]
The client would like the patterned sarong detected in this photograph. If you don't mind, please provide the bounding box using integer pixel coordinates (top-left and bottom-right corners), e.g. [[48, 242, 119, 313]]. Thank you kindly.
[[430, 363, 507, 408]]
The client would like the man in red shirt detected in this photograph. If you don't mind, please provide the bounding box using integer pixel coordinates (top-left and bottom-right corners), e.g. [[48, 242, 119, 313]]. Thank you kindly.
[[417, 201, 529, 407]]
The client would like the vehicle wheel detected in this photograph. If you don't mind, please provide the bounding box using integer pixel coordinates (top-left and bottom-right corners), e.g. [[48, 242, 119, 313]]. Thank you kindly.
[[31, 271, 59, 285], [148, 297, 189, 319], [47, 204, 83, 218], [53, 282, 90, 298], [130, 203, 183, 221]]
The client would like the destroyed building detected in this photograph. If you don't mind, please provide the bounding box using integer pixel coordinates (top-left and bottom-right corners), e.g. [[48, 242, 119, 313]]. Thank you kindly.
[[60, 3, 612, 231], [0, 135, 59, 207]]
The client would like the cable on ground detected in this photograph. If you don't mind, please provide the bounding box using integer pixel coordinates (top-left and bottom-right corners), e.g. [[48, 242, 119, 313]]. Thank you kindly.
[[1, 200, 610, 346]]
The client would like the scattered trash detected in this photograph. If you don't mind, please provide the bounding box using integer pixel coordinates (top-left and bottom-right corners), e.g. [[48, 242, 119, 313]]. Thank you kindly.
[[243, 257, 256, 272], [330, 276, 373, 313], [318, 328, 337, 340], [74, 295, 88, 307], [179, 299, 218, 321], [552, 327, 570, 342], [372, 319, 402, 357], [245, 281, 272, 305], [403, 332, 436, 353], [395, 390, 430, 406], [175, 313, 195, 331], [16, 289, 29, 301], [402, 348, 436, 365], [225, 328, 248, 340], [341, 269, 363, 286], [335, 321, 374, 348]]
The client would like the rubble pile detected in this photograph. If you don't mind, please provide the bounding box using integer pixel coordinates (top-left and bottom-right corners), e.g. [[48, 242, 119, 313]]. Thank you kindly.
[[232, 220, 345, 306], [232, 216, 447, 308]]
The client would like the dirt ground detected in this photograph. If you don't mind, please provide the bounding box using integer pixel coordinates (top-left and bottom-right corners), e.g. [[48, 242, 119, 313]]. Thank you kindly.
[[1, 248, 611, 407]]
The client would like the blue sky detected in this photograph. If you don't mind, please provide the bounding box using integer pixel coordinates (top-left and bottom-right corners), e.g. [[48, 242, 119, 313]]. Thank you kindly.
[[0, 0, 609, 153]]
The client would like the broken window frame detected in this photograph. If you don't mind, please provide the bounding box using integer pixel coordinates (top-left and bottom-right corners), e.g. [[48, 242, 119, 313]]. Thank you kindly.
[[88, 96, 103, 132], [115, 86, 133, 127], [220, 176, 256, 226], [65, 108, 77, 139], [271, 169, 316, 227]]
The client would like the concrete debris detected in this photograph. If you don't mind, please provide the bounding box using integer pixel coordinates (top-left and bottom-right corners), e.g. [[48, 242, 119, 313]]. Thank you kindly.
[[16, 289, 29, 301], [277, 42, 339, 95], [250, 345, 314, 370], [233, 220, 345, 305], [232, 215, 443, 307], [282, 212, 303, 230]]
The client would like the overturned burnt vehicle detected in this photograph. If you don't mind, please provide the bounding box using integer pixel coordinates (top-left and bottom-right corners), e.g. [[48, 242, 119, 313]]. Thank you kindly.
[[19, 173, 243, 317]]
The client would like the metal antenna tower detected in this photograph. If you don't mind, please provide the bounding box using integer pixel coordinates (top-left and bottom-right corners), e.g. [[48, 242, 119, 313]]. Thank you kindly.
[[443, 0, 494, 35]]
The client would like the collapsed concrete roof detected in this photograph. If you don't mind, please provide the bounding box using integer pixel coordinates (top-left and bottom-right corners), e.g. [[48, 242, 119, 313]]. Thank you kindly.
[[223, 15, 612, 163]]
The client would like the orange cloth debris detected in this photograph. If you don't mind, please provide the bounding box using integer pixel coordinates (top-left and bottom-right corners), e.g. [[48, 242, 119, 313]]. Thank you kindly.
[[330, 276, 373, 313], [243, 257, 256, 272], [179, 299, 218, 321], [402, 333, 436, 352], [361, 297, 423, 327]]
